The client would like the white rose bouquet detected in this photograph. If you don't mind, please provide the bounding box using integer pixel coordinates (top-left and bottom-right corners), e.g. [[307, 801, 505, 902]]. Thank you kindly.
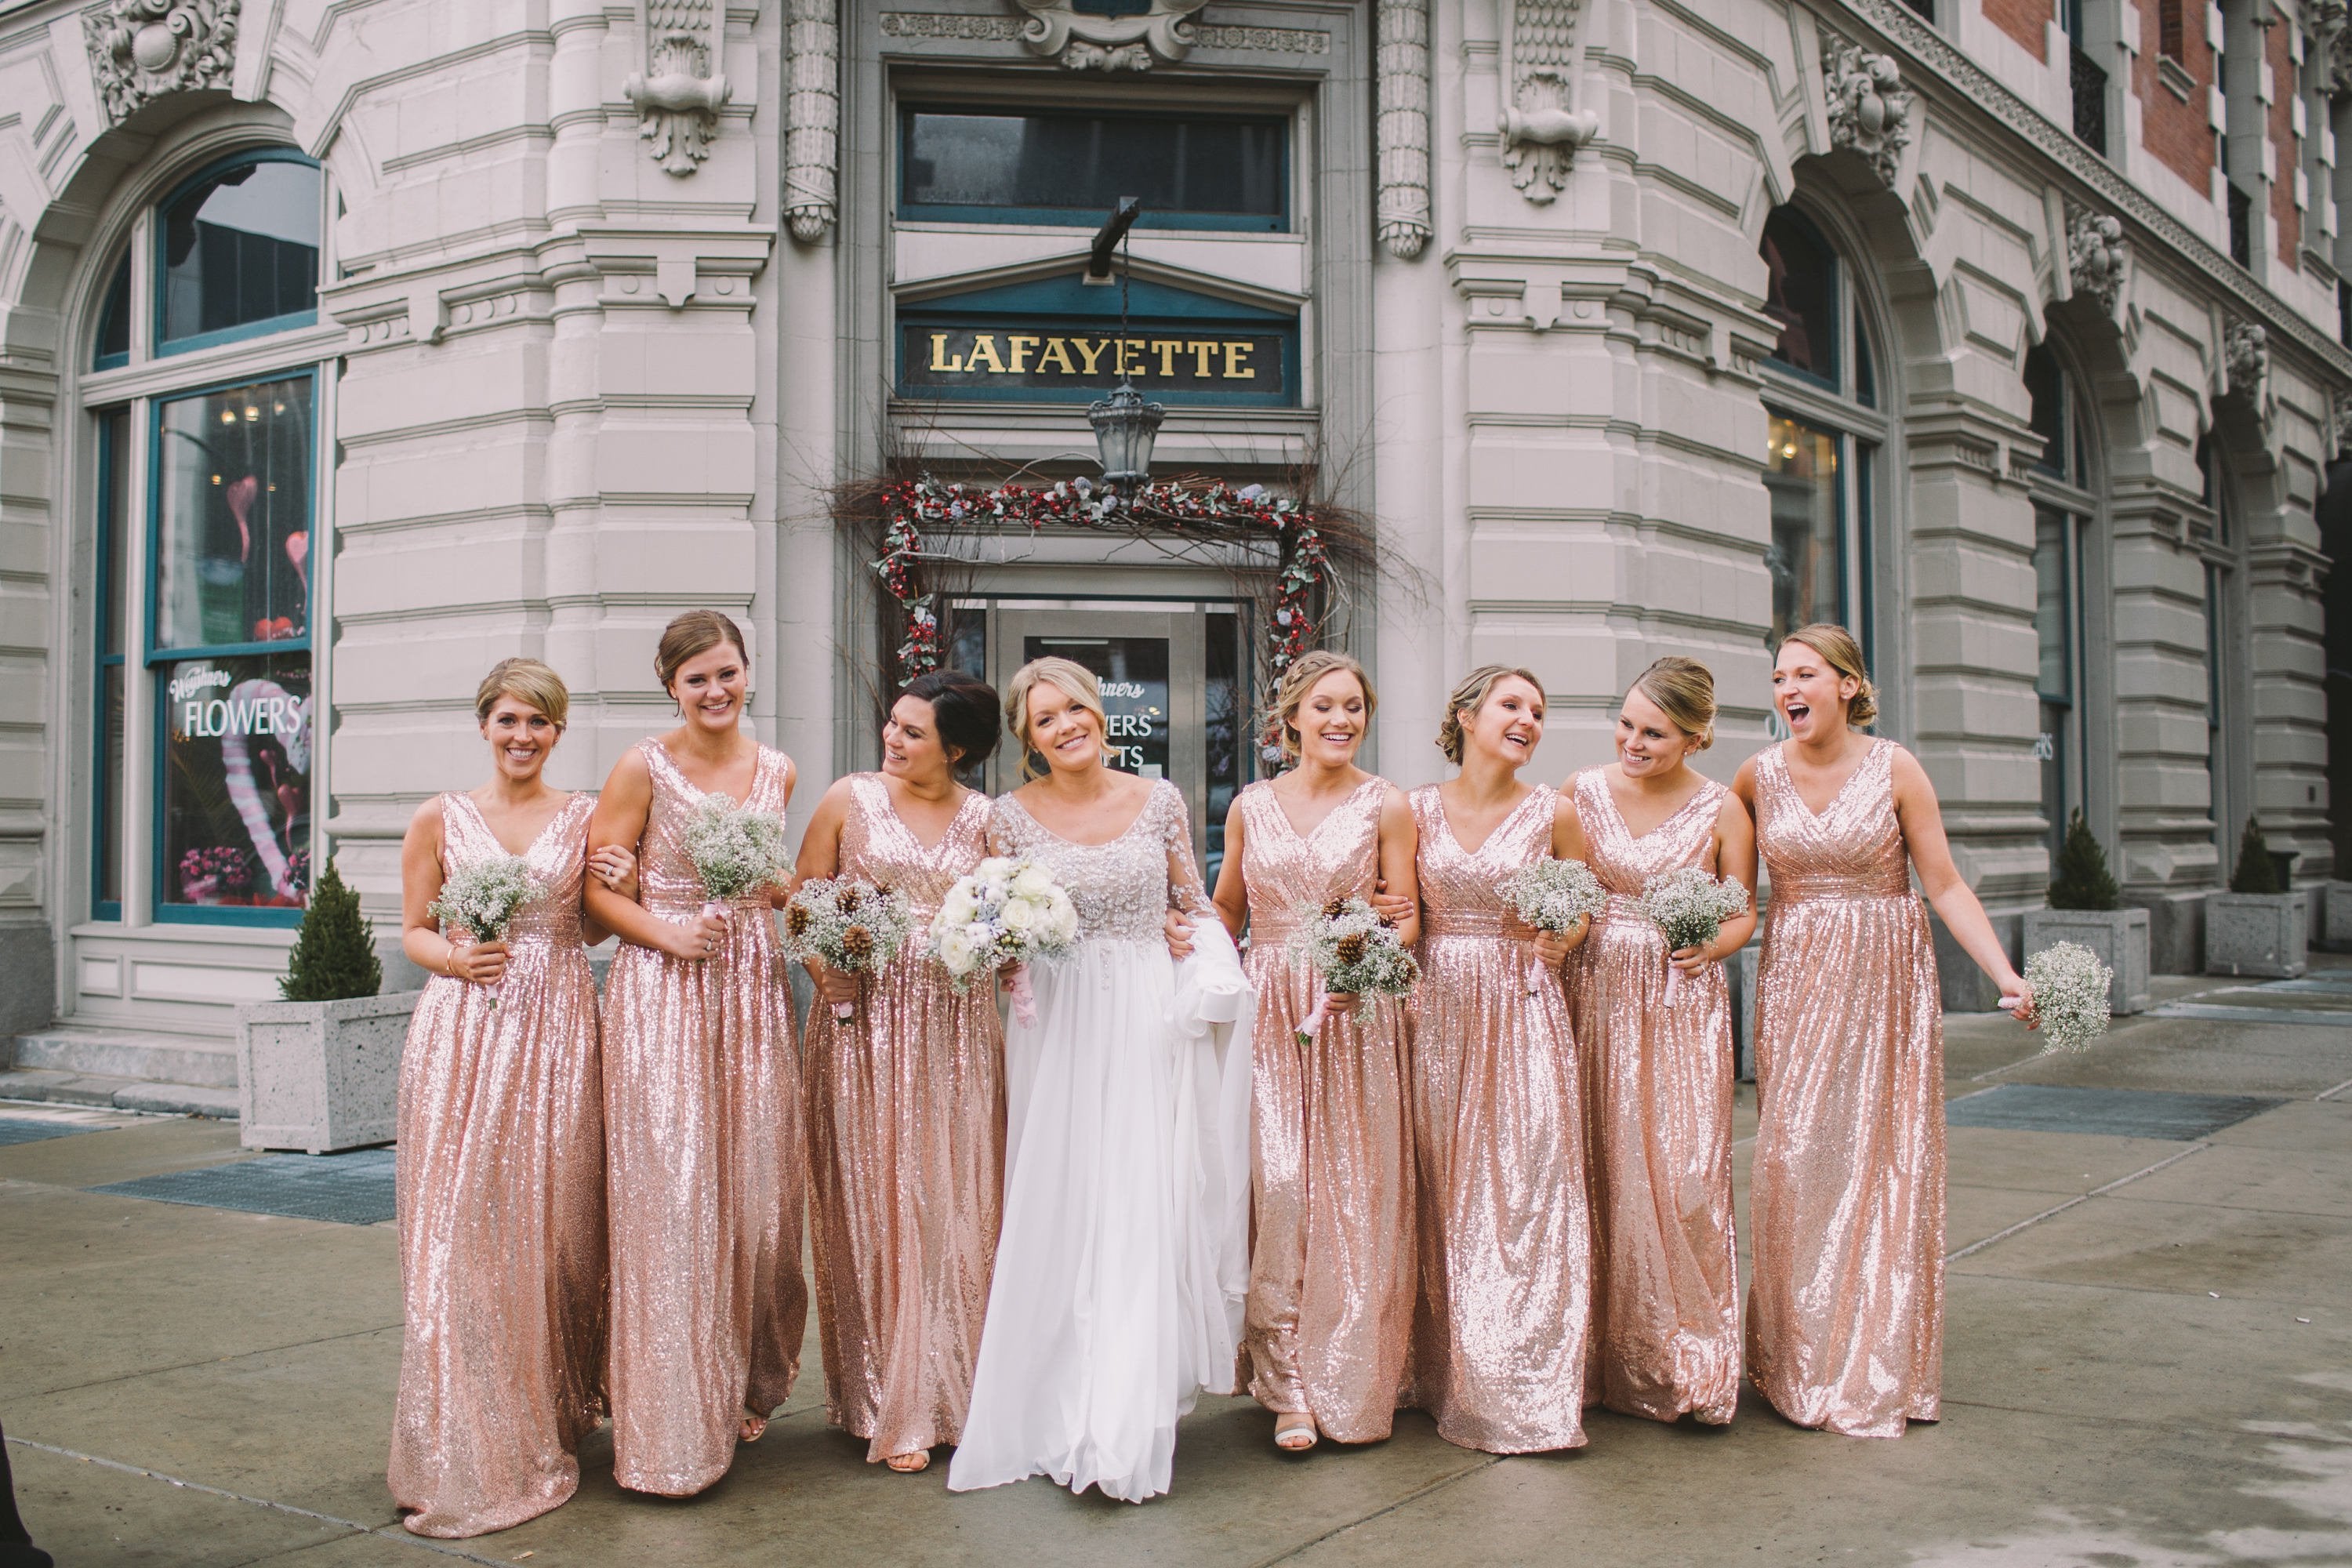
[[1287, 895, 1419, 1043], [2006, 941, 2113, 1054], [680, 793, 790, 920], [1499, 857, 1609, 995], [429, 853, 540, 1007], [781, 877, 916, 1021], [926, 855, 1079, 1025], [1632, 866, 1751, 1006]]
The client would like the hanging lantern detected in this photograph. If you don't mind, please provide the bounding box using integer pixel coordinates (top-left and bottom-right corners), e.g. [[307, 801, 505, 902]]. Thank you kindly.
[[1089, 380, 1164, 488]]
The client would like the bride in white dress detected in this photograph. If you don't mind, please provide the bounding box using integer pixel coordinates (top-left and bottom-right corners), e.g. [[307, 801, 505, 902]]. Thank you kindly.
[[946, 656, 1254, 1504]]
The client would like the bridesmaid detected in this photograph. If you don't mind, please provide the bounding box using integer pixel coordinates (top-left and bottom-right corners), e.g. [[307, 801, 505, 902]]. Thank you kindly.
[[1406, 665, 1595, 1454], [1733, 624, 2033, 1438], [389, 659, 633, 1537], [1210, 651, 1418, 1454], [586, 610, 807, 1495], [1563, 656, 1755, 1426], [793, 670, 1005, 1475]]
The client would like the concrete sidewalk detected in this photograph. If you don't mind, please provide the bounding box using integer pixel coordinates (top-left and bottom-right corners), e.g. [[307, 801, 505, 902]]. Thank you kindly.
[[3, 967, 2348, 1567]]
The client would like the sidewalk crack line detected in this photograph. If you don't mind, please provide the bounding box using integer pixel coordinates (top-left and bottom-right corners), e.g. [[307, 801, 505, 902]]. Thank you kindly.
[[1944, 1143, 2209, 1263]]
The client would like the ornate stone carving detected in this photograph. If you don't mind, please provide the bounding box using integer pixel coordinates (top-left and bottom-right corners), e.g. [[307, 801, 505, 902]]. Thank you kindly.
[[1497, 0, 1599, 204], [624, 0, 731, 176], [1007, 0, 1208, 71], [85, 0, 238, 124], [1377, 0, 1432, 258], [2311, 0, 2352, 97], [785, 0, 838, 241], [1821, 34, 1914, 187], [2065, 201, 2129, 314], [2330, 388, 2352, 456], [2225, 318, 2270, 405]]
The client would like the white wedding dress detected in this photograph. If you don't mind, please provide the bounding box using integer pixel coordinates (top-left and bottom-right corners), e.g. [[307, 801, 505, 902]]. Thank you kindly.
[[946, 779, 1254, 1503]]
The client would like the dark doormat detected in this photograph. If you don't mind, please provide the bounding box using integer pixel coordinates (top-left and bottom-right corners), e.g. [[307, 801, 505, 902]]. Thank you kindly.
[[1946, 1084, 2279, 1141], [88, 1146, 397, 1225], [0, 1117, 109, 1147]]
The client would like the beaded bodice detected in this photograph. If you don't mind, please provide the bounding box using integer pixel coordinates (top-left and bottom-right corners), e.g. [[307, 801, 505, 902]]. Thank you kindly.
[[1574, 767, 1726, 929], [435, 790, 593, 946], [1754, 739, 1912, 903], [1236, 777, 1384, 943], [637, 739, 792, 916], [1409, 782, 1555, 939], [987, 779, 1210, 945], [837, 773, 990, 918]]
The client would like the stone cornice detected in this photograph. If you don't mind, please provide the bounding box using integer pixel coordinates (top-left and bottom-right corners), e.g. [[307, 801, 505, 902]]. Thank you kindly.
[[1832, 0, 2352, 385]]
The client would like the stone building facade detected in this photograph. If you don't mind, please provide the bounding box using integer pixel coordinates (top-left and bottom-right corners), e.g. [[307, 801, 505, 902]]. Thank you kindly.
[[0, 0, 2342, 1060]]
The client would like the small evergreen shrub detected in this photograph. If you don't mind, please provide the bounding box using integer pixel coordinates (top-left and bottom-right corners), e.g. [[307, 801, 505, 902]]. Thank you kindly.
[[2228, 817, 2282, 896], [2047, 811, 2122, 911], [279, 858, 383, 1002]]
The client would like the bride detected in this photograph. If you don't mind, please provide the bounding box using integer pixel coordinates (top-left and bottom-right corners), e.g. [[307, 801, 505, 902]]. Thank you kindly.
[[946, 656, 1254, 1504]]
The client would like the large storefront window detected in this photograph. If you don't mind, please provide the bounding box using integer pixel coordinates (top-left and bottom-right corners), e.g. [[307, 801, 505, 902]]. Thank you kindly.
[[82, 147, 326, 926], [1758, 205, 1885, 674]]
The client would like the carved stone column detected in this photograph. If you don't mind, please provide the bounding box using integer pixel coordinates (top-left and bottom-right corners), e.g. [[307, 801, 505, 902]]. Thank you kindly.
[[1376, 0, 1432, 259], [785, 0, 839, 241]]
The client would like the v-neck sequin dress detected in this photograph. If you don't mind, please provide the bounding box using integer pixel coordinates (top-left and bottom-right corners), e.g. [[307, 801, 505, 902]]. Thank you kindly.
[[390, 791, 607, 1538], [806, 775, 1004, 1463], [1746, 739, 1944, 1438], [1564, 767, 1740, 1425], [1406, 783, 1592, 1454], [1235, 778, 1414, 1443], [601, 739, 807, 1494]]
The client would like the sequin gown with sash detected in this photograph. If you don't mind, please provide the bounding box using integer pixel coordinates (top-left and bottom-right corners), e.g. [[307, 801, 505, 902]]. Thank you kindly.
[[390, 793, 607, 1538], [947, 780, 1253, 1503], [1406, 783, 1592, 1454], [1565, 767, 1740, 1425], [601, 740, 807, 1494], [1235, 778, 1414, 1442], [806, 775, 1004, 1462], [1746, 739, 1944, 1438]]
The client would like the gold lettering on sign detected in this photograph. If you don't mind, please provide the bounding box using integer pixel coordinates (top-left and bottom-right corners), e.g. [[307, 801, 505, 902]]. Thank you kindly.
[[1223, 342, 1256, 379], [1151, 339, 1181, 377], [964, 335, 1006, 373], [1036, 338, 1077, 375], [929, 332, 963, 372], [1007, 335, 1040, 374], [1185, 339, 1219, 376], [1073, 337, 1109, 376]]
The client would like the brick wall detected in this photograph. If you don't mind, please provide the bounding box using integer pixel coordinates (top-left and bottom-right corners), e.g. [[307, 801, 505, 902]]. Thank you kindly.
[[2138, 0, 2217, 190], [1984, 0, 2052, 58], [2270, 19, 2299, 263]]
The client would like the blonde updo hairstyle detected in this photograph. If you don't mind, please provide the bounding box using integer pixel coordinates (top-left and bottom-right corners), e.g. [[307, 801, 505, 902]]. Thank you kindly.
[[1273, 650, 1377, 764], [1630, 655, 1716, 751], [474, 657, 569, 729], [1435, 663, 1545, 765], [1003, 655, 1109, 779], [1780, 622, 1878, 728], [654, 608, 750, 691]]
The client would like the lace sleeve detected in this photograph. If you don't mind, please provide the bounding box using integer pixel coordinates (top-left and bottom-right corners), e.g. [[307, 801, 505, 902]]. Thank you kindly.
[[1160, 782, 1214, 919], [985, 797, 1019, 858]]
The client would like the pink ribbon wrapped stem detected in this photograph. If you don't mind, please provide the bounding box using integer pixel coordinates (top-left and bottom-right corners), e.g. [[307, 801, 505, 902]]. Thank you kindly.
[[1295, 986, 1330, 1046], [1005, 963, 1038, 1028], [1663, 961, 1682, 1007]]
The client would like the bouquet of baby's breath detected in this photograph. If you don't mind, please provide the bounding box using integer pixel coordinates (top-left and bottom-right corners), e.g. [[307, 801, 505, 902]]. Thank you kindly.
[[429, 854, 540, 1007], [680, 793, 790, 914], [782, 877, 916, 1021], [1500, 858, 1608, 991], [2010, 941, 2114, 1054], [927, 856, 1079, 1025], [1287, 895, 1418, 1043], [1633, 866, 1751, 1006]]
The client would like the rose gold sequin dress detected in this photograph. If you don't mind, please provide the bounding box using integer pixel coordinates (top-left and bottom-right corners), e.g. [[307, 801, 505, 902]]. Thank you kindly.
[[1565, 768, 1739, 1425], [806, 775, 1004, 1463], [1236, 779, 1414, 1443], [1746, 739, 1944, 1438], [601, 740, 807, 1495], [1406, 784, 1592, 1454], [390, 793, 607, 1538]]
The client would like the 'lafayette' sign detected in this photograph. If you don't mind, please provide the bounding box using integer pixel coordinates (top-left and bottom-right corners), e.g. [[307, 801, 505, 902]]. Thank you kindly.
[[899, 321, 1294, 403]]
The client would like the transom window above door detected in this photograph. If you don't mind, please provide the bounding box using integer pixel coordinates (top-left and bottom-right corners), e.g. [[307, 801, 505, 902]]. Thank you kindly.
[[898, 104, 1290, 230]]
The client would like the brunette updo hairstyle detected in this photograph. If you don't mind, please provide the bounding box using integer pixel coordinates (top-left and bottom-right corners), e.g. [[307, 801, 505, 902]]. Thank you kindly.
[[1780, 622, 1878, 728], [1630, 655, 1716, 750], [474, 657, 569, 729], [1272, 649, 1376, 764], [900, 669, 1002, 767], [1435, 664, 1544, 765], [654, 608, 749, 691]]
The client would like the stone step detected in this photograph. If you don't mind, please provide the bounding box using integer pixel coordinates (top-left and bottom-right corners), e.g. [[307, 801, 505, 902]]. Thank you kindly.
[[7, 1027, 241, 1090], [0, 1068, 239, 1119]]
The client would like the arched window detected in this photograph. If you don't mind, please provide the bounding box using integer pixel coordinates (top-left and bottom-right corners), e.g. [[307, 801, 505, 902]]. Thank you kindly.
[[80, 147, 327, 925], [1758, 205, 1886, 673], [2024, 341, 2103, 858]]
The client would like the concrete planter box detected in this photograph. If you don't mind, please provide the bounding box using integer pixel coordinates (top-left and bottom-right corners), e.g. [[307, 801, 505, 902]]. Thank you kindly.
[[2204, 893, 2310, 979], [2023, 908, 2151, 1016], [2320, 883, 2352, 954], [235, 992, 422, 1153]]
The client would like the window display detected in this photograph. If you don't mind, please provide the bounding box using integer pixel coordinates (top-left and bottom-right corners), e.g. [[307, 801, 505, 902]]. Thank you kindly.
[[156, 377, 312, 653], [160, 651, 312, 909]]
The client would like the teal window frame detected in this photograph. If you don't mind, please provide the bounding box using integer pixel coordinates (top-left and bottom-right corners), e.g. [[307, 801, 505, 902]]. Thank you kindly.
[[152, 148, 322, 359], [92, 409, 128, 920]]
